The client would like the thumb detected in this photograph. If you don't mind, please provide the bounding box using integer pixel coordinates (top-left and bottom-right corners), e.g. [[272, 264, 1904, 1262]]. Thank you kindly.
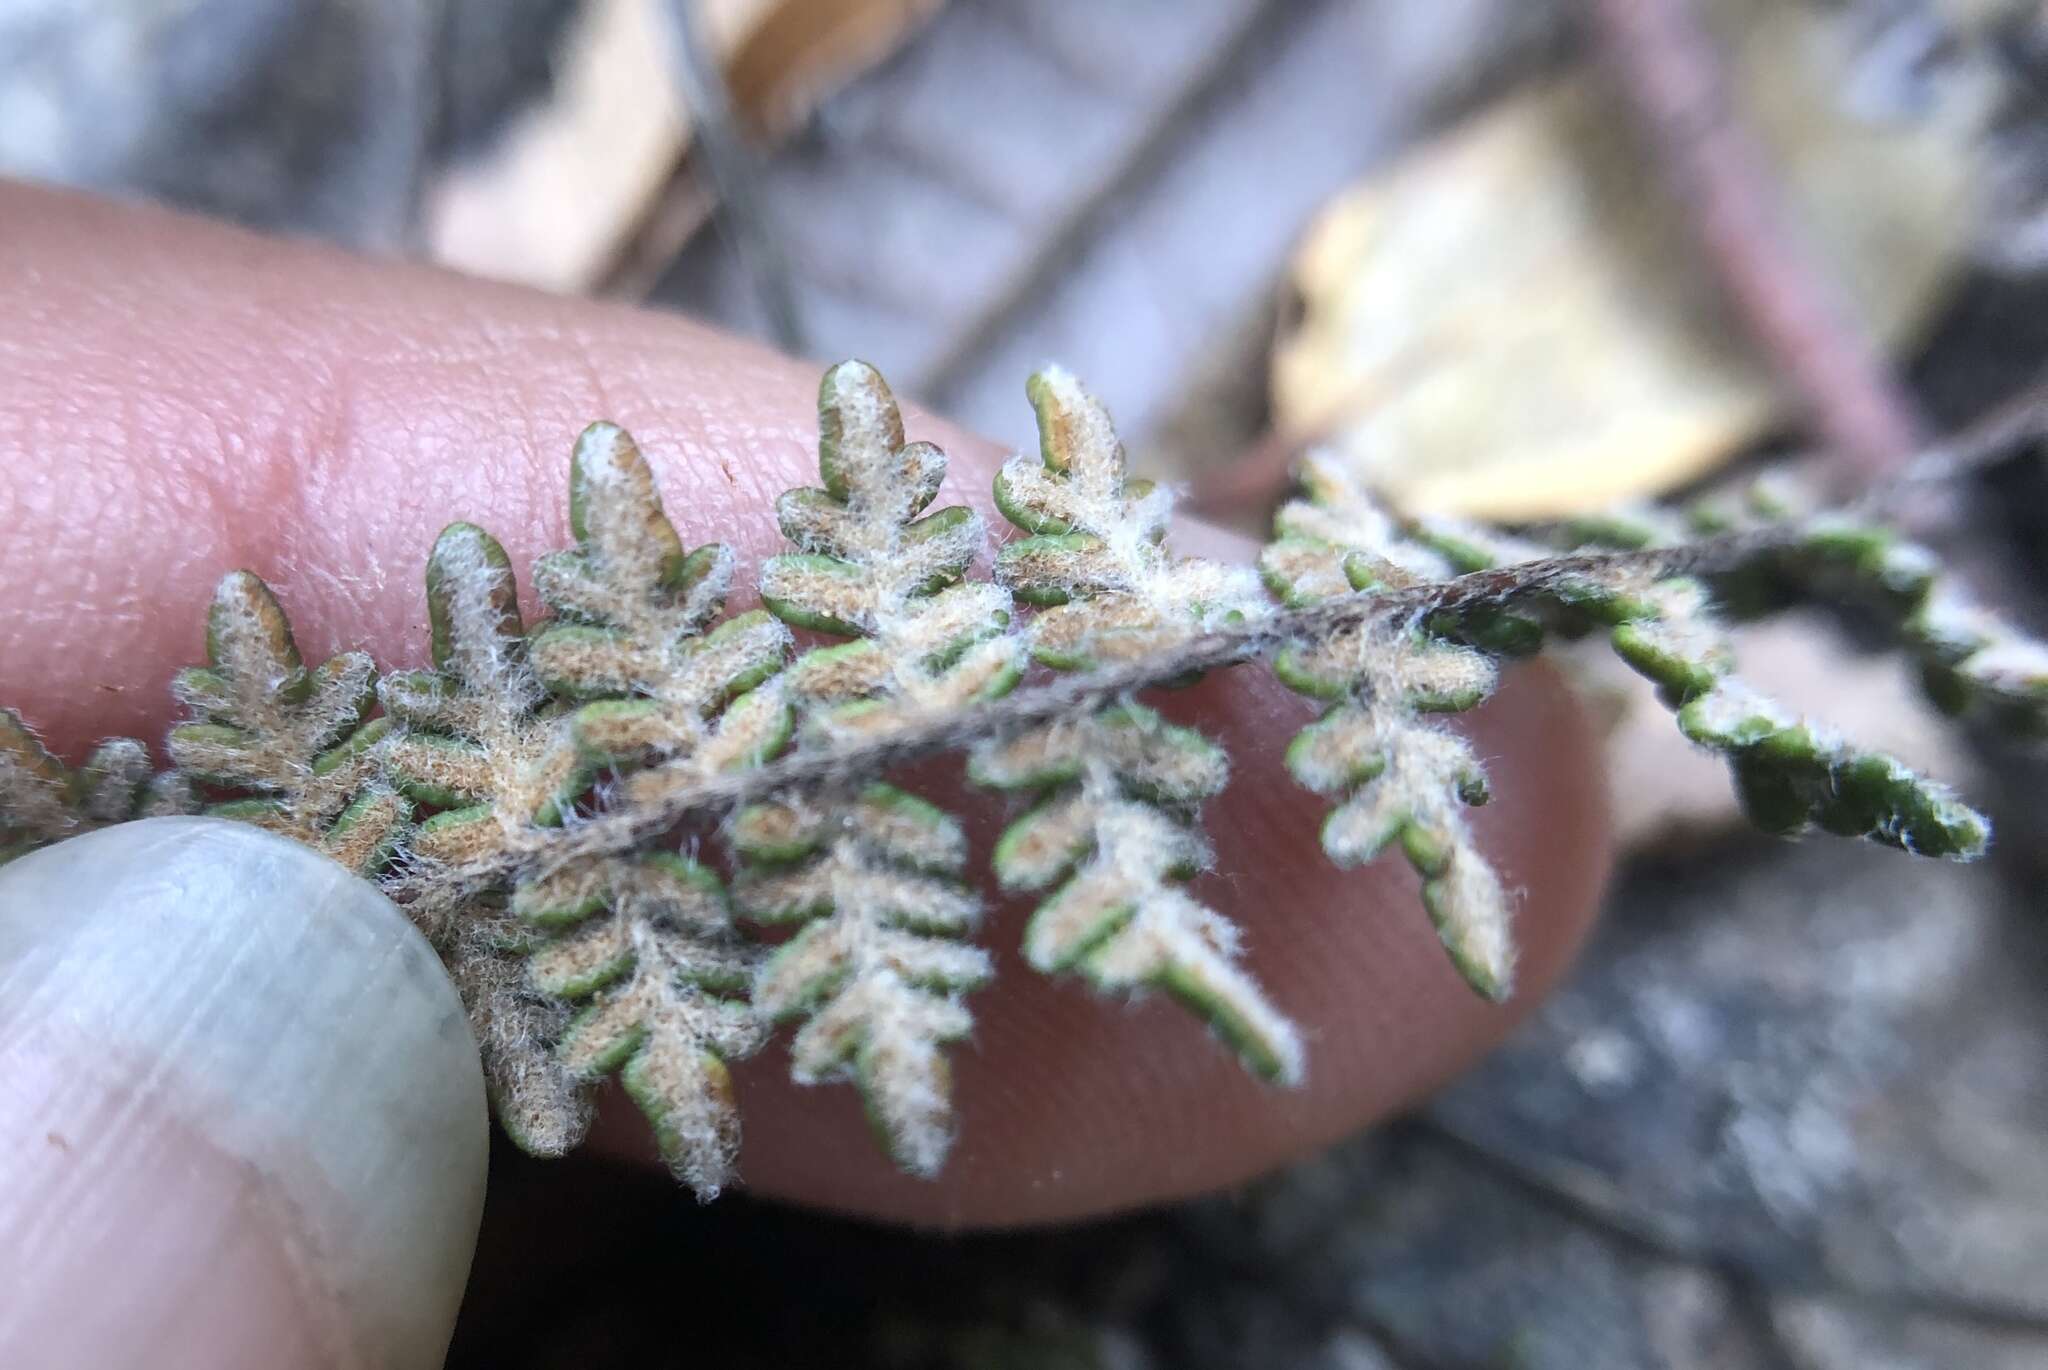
[[0, 817, 487, 1370]]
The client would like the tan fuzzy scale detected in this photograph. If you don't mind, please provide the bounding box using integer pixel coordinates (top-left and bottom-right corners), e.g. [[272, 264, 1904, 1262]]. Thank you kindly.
[[372, 674, 487, 736], [1273, 453, 1453, 583], [1027, 596, 1190, 670], [989, 791, 1095, 890], [973, 708, 1227, 803], [741, 857, 980, 934], [759, 557, 881, 634], [998, 538, 1130, 601], [799, 639, 1027, 749], [321, 789, 413, 874], [408, 808, 508, 867], [1259, 538, 1352, 606], [1284, 707, 1387, 795], [785, 640, 894, 703]]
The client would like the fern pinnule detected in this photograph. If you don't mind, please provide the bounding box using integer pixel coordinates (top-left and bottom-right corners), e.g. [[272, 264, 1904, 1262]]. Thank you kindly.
[[1, 714, 181, 861], [973, 704, 1305, 1085], [74, 738, 176, 825], [985, 369, 1299, 1078], [996, 367, 1266, 669], [526, 851, 766, 1196], [446, 910, 595, 1158], [740, 360, 1009, 1176], [510, 419, 787, 1192], [166, 570, 407, 873]]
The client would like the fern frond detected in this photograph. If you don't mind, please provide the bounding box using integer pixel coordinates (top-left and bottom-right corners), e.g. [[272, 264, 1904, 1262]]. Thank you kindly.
[[526, 852, 765, 1196], [1, 713, 182, 861], [376, 522, 596, 1155], [988, 369, 1300, 1077], [741, 360, 1007, 1175], [511, 420, 787, 1193], [165, 571, 406, 873], [974, 704, 1304, 1084], [4, 355, 2040, 1200]]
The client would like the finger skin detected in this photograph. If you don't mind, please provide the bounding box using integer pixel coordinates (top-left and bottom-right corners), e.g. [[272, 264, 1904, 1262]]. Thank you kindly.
[[0, 181, 1612, 1226], [0, 819, 487, 1369]]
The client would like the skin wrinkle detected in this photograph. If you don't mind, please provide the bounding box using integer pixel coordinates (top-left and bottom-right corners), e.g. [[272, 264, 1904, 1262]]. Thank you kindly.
[[0, 181, 1611, 1227]]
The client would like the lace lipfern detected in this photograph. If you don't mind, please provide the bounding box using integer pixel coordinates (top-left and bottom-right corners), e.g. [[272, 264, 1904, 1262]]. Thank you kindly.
[[3, 357, 2040, 1198], [376, 522, 598, 1156], [737, 360, 1018, 1176], [983, 369, 1300, 1081], [515, 422, 787, 1197], [166, 572, 406, 873]]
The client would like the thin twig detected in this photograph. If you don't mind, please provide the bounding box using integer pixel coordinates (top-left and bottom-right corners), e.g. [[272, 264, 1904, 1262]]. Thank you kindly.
[[1588, 0, 1926, 491], [1886, 372, 2048, 496], [665, 0, 806, 354]]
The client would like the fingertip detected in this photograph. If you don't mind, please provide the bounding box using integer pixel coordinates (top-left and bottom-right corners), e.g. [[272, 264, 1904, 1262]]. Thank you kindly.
[[0, 818, 488, 1368]]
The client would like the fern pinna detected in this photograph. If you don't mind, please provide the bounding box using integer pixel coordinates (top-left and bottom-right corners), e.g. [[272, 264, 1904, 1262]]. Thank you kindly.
[[2, 358, 2040, 1197]]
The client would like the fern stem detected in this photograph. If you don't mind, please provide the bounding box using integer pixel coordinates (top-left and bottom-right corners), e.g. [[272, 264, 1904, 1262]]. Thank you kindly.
[[375, 527, 1802, 902], [378, 371, 2048, 902]]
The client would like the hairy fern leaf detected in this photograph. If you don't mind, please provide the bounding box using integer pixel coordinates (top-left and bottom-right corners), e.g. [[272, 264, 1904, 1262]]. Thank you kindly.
[[986, 368, 1298, 1075], [514, 420, 785, 1193], [166, 571, 406, 873], [1, 714, 181, 862], [740, 360, 1010, 1175], [377, 522, 596, 1155]]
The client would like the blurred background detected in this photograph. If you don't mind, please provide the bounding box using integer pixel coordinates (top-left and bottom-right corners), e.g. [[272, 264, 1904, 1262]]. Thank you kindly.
[[6, 1, 2048, 1366]]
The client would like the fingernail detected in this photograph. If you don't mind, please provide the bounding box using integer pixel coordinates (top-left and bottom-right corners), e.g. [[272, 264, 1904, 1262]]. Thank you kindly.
[[0, 817, 487, 1370]]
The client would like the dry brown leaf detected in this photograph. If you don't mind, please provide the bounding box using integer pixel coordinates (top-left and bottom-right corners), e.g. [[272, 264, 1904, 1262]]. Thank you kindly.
[[1271, 0, 1992, 519]]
